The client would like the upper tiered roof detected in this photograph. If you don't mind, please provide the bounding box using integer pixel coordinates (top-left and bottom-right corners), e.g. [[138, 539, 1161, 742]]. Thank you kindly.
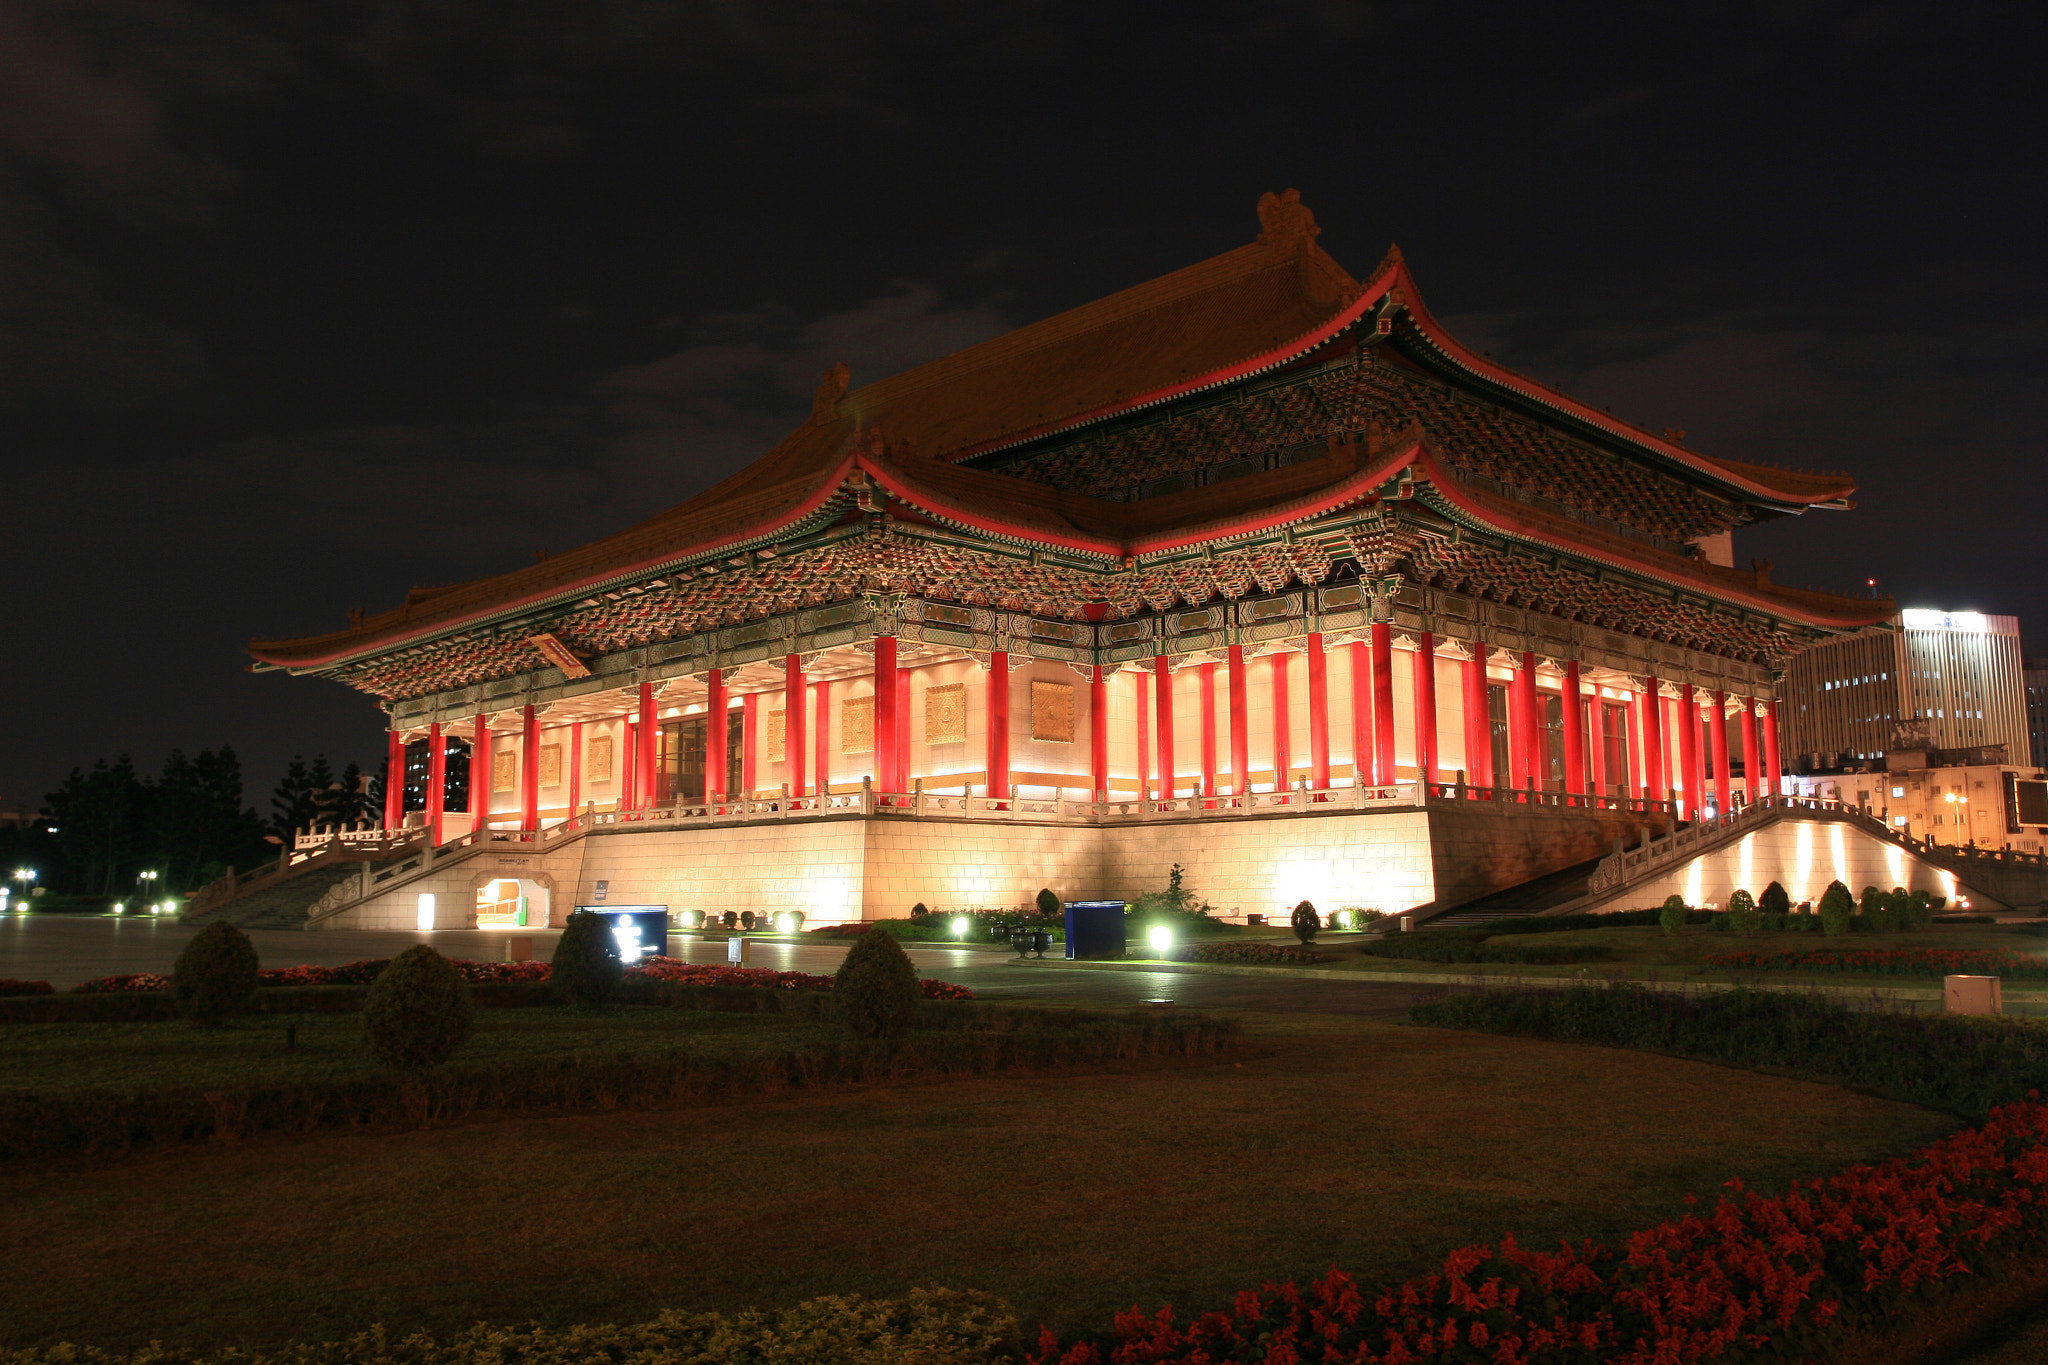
[[249, 191, 1873, 675]]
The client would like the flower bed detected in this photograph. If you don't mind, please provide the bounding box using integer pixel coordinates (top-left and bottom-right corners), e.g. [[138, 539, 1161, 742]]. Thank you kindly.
[[1028, 1096, 2048, 1364], [1185, 941, 1332, 966], [1708, 946, 2048, 979], [627, 958, 973, 999], [70, 972, 170, 994], [0, 979, 52, 998]]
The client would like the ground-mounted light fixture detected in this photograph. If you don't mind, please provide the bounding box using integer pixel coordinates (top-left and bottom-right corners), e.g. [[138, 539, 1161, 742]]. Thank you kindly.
[[1147, 925, 1173, 956], [951, 916, 970, 939]]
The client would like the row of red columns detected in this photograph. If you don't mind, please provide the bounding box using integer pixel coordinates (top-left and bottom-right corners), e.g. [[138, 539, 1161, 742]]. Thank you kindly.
[[383, 634, 1792, 832]]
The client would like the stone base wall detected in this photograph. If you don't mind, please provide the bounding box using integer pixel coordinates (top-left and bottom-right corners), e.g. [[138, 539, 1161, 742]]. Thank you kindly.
[[1425, 800, 1668, 913]]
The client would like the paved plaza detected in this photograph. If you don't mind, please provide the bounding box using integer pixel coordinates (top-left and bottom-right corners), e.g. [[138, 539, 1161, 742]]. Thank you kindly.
[[0, 915, 1443, 1018]]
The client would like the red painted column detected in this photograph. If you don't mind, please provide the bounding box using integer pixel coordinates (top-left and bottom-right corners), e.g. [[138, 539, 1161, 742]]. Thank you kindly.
[[1505, 656, 1531, 792], [1588, 689, 1608, 802], [1624, 690, 1643, 801], [1561, 661, 1586, 806], [568, 721, 583, 817], [1348, 641, 1370, 787], [987, 651, 1010, 800], [1412, 633, 1439, 789], [472, 713, 489, 825], [1134, 667, 1151, 799], [806, 675, 823, 802], [1461, 654, 1490, 790], [1371, 624, 1397, 785], [1739, 698, 1762, 805], [1642, 679, 1665, 807], [1090, 666, 1109, 801], [1271, 651, 1292, 797], [1230, 645, 1251, 795], [705, 669, 728, 803], [896, 668, 911, 789], [783, 654, 806, 799], [1710, 689, 1733, 815], [427, 722, 446, 845], [1154, 654, 1175, 798], [1198, 661, 1218, 800], [742, 692, 759, 797], [384, 730, 404, 831], [621, 720, 636, 810], [872, 639, 897, 795], [1306, 632, 1330, 790], [1677, 684, 1701, 820], [637, 682, 658, 810], [1764, 700, 1784, 797], [520, 704, 539, 832]]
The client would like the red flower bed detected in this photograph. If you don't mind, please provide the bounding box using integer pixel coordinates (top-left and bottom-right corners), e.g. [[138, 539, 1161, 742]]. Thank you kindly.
[[628, 957, 975, 999], [1028, 1096, 2048, 1364], [70, 972, 170, 994], [1709, 946, 2048, 980], [0, 978, 53, 997], [1188, 941, 1332, 966]]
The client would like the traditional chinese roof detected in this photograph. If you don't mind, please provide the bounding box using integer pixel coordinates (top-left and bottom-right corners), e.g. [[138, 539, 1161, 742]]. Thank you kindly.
[[249, 191, 1872, 677]]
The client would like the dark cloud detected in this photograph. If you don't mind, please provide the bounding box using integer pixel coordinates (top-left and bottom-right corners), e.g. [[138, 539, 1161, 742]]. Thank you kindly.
[[0, 0, 2041, 811]]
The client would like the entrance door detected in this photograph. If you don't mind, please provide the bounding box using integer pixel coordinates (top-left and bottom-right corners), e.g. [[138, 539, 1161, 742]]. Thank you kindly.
[[656, 718, 708, 805]]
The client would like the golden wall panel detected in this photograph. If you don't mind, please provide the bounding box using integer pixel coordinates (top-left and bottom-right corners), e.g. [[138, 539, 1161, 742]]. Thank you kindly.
[[491, 751, 517, 793], [1032, 680, 1075, 742], [842, 695, 874, 754], [586, 735, 613, 783], [925, 683, 967, 744]]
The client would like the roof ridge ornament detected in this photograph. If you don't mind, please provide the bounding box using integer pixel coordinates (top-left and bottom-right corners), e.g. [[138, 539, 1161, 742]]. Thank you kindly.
[[1368, 242, 1404, 283], [811, 362, 851, 425], [1255, 188, 1319, 255]]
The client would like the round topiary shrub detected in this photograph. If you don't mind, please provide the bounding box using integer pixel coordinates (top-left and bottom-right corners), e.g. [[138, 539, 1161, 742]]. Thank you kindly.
[[551, 908, 623, 1008], [1759, 880, 1791, 917], [834, 924, 921, 1039], [1290, 900, 1319, 944], [909, 902, 930, 921], [172, 920, 259, 1024], [1035, 887, 1061, 918], [362, 945, 474, 1069], [1818, 879, 1855, 936], [1728, 888, 1761, 936], [1659, 894, 1689, 936]]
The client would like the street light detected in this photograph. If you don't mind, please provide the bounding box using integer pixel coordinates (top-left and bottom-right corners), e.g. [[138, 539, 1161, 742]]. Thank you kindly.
[[1944, 792, 1968, 848], [11, 869, 34, 909]]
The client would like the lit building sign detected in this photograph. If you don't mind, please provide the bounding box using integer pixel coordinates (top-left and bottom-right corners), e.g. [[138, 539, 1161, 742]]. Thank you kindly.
[[1901, 609, 1990, 634]]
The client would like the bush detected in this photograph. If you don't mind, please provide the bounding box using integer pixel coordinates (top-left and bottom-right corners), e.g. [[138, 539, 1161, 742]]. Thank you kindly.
[[1760, 880, 1791, 917], [1035, 887, 1061, 917], [834, 923, 920, 1038], [1728, 888, 1761, 936], [1188, 941, 1331, 965], [362, 946, 474, 1070], [1819, 879, 1855, 936], [909, 902, 929, 920], [1659, 894, 1688, 936], [171, 920, 259, 1024], [1361, 934, 1611, 966], [550, 908, 623, 1008], [0, 979, 52, 998], [1903, 889, 1937, 931], [1290, 900, 1318, 943]]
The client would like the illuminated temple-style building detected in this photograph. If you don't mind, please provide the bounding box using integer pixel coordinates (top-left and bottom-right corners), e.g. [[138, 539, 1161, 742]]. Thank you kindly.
[[242, 191, 1951, 931]]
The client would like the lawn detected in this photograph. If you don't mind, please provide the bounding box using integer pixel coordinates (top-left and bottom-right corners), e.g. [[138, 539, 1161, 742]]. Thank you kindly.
[[0, 1010, 1959, 1353], [1291, 921, 2048, 990], [0, 1007, 833, 1095]]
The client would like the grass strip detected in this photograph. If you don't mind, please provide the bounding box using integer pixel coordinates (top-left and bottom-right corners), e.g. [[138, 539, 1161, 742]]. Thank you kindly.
[[0, 1003, 1238, 1159], [1411, 980, 2048, 1118]]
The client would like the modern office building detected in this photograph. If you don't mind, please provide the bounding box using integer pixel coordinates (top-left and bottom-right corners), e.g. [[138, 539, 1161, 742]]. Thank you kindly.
[[1780, 610, 2027, 770]]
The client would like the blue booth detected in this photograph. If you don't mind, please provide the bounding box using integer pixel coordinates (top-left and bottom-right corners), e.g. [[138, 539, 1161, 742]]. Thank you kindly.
[[1063, 900, 1127, 960]]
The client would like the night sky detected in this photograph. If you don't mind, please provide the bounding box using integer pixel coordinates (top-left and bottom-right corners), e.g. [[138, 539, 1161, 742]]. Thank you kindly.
[[3, 2, 2042, 813]]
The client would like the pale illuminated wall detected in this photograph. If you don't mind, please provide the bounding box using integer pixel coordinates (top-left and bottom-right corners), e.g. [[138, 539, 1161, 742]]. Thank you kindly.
[[1600, 819, 1995, 912]]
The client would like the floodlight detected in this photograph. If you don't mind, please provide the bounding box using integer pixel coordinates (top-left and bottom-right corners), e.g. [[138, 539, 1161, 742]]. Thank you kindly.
[[1147, 925, 1173, 954], [952, 916, 970, 938]]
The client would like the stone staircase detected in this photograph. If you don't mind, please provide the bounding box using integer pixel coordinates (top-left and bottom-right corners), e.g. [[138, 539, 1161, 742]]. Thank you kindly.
[[195, 864, 370, 929], [1422, 855, 1609, 930]]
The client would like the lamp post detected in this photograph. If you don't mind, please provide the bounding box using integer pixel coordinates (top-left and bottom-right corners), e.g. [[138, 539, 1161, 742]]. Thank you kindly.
[[11, 868, 34, 907], [1943, 791, 1968, 849]]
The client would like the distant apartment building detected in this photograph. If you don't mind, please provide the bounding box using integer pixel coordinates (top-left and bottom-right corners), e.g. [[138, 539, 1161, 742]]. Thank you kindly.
[[1780, 610, 2028, 770], [2026, 658, 2048, 769]]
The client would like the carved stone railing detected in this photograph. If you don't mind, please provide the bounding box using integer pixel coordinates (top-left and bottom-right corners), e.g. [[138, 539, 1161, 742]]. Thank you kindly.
[[1578, 794, 2036, 899]]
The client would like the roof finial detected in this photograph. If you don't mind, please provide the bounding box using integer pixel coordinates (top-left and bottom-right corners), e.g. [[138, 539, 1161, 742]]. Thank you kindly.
[[811, 362, 851, 424], [1256, 189, 1318, 253]]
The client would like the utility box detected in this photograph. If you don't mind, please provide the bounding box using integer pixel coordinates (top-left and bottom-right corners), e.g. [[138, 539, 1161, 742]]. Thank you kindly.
[[1064, 901, 1126, 960], [504, 936, 534, 963], [574, 905, 668, 963], [1945, 974, 2003, 1015], [728, 936, 751, 966]]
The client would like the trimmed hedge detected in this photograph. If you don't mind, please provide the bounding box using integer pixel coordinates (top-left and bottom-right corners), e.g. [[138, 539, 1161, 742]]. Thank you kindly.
[[1361, 935, 1612, 966], [0, 1002, 1241, 1158], [1185, 941, 1331, 965], [0, 1287, 1019, 1365], [1411, 981, 2048, 1119]]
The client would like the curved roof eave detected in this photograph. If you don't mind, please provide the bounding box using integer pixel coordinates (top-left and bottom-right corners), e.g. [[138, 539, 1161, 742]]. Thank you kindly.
[[249, 453, 861, 674]]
